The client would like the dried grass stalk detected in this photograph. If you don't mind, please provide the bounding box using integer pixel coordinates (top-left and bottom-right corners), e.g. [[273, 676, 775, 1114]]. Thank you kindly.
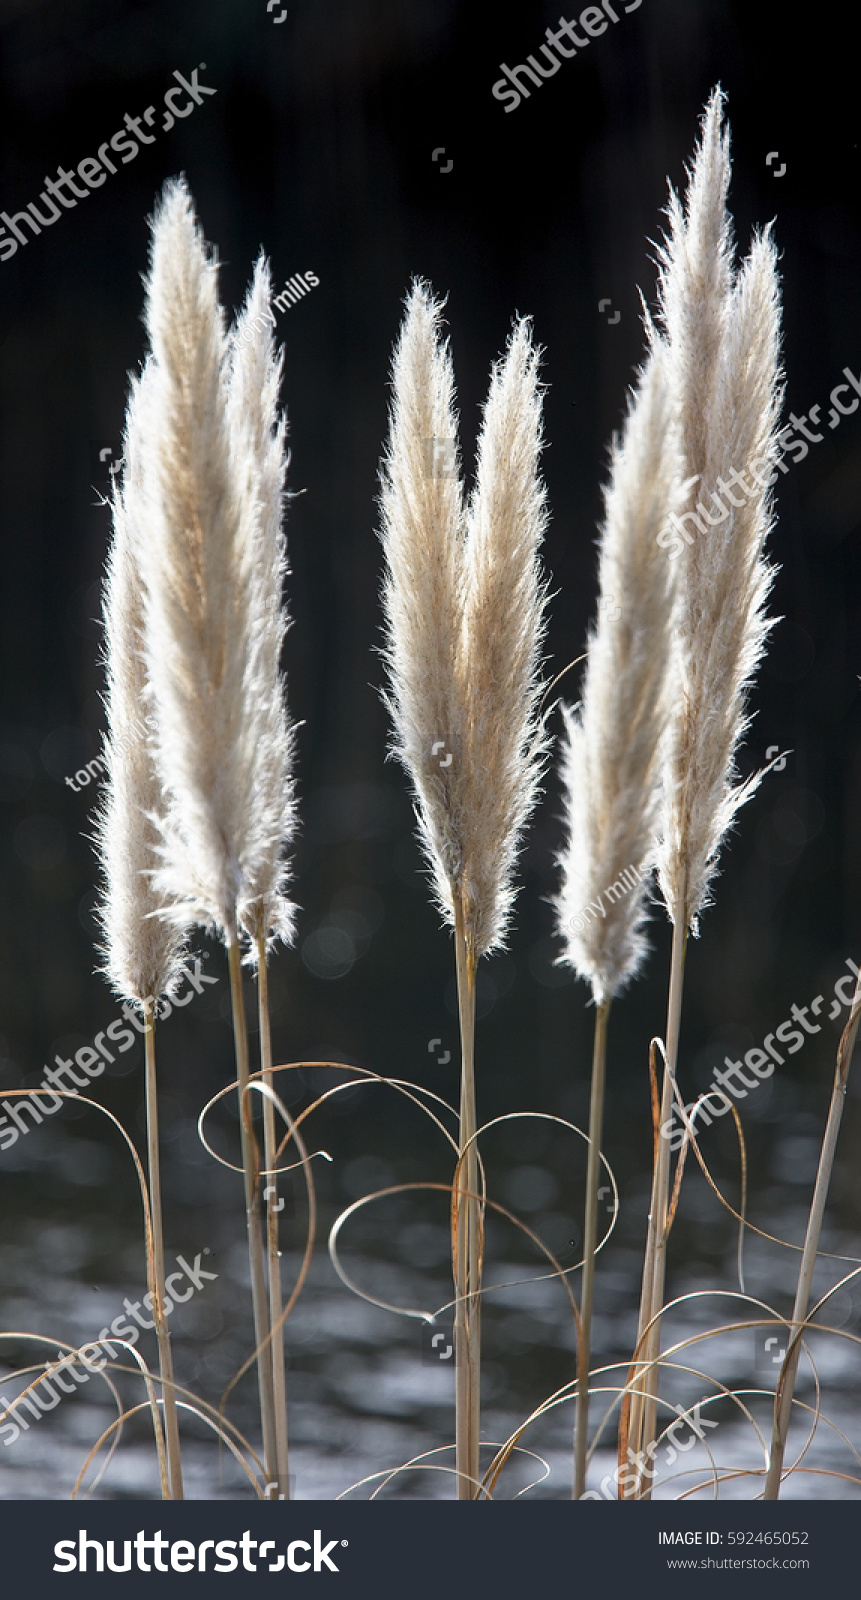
[[96, 365, 188, 1500], [137, 178, 298, 1491], [629, 87, 783, 1498], [764, 978, 861, 1497], [379, 282, 550, 1498], [553, 338, 679, 1500]]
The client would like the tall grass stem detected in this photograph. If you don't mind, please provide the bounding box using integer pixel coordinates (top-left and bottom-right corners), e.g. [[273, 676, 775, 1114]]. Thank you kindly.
[[763, 975, 861, 1498], [574, 996, 611, 1499], [626, 880, 687, 1497], [454, 896, 481, 1500], [257, 931, 291, 1499], [143, 1003, 183, 1500], [227, 935, 278, 1488]]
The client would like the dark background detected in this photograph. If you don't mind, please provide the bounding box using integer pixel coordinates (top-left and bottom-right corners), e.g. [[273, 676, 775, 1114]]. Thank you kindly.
[[1, 0, 860, 1500]]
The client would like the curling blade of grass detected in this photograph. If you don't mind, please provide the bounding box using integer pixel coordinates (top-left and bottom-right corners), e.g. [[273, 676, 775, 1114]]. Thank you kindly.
[[573, 996, 611, 1500], [626, 879, 687, 1499], [257, 930, 290, 1499], [763, 976, 861, 1499], [143, 1002, 183, 1500], [227, 934, 278, 1489], [454, 895, 481, 1500]]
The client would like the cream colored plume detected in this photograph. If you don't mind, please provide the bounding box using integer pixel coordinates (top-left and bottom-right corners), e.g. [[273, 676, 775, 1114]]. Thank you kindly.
[[655, 89, 783, 931], [379, 283, 549, 958], [96, 366, 187, 1004], [138, 179, 296, 950], [554, 340, 679, 1001], [226, 257, 297, 956], [378, 280, 467, 922], [459, 317, 550, 956]]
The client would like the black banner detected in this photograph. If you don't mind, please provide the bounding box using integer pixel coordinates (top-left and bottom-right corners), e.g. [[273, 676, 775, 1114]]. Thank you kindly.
[[0, 1501, 850, 1596]]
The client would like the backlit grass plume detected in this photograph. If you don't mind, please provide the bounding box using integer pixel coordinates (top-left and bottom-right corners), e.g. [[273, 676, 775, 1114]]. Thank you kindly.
[[95, 364, 188, 1500], [131, 177, 298, 1496], [459, 317, 551, 958], [379, 282, 550, 960], [654, 88, 782, 935], [226, 255, 298, 959], [226, 255, 297, 1496], [628, 88, 783, 1498], [554, 339, 678, 1004], [379, 280, 550, 1498], [139, 182, 296, 950], [97, 366, 187, 1009], [378, 281, 466, 926], [552, 339, 679, 1498]]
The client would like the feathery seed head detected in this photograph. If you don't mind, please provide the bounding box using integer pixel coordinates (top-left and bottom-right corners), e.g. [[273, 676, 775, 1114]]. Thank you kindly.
[[654, 93, 783, 932], [379, 286, 550, 959], [459, 316, 551, 956], [554, 340, 679, 1001], [378, 280, 467, 922], [138, 180, 297, 953], [227, 257, 298, 958], [95, 366, 187, 1005]]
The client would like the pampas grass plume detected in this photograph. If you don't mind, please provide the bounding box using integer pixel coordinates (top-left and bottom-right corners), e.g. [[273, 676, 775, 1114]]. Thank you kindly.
[[139, 178, 296, 950], [378, 280, 467, 925], [379, 282, 550, 1498], [379, 282, 550, 958], [655, 89, 783, 932], [459, 316, 550, 957], [554, 339, 679, 1002], [627, 89, 784, 1501], [96, 365, 186, 1005], [227, 256, 298, 957]]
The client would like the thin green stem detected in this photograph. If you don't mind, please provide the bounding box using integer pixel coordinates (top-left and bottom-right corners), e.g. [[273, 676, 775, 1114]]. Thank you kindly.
[[227, 933, 278, 1490], [257, 930, 291, 1501], [764, 974, 861, 1498], [453, 895, 480, 1501], [143, 1000, 183, 1500], [573, 996, 611, 1500]]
